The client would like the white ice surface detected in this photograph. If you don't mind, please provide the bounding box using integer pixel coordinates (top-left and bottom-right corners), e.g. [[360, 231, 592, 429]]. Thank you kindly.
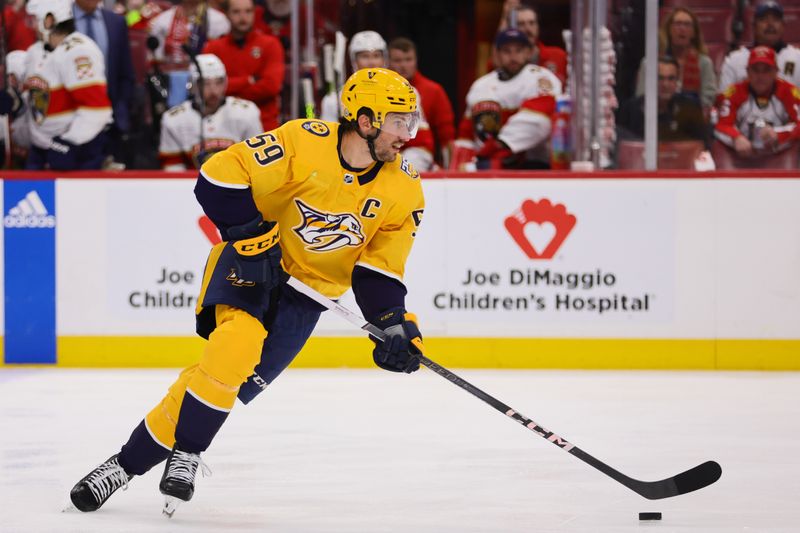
[[1, 368, 799, 532]]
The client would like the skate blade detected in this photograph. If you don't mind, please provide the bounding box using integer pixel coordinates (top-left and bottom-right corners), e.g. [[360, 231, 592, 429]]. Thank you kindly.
[[162, 495, 182, 518]]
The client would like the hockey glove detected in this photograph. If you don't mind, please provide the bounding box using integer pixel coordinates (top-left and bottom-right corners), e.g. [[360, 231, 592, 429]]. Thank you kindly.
[[227, 215, 283, 287], [450, 140, 477, 171], [475, 136, 513, 170], [0, 87, 22, 117], [471, 101, 502, 142], [46, 136, 78, 170], [371, 307, 422, 373]]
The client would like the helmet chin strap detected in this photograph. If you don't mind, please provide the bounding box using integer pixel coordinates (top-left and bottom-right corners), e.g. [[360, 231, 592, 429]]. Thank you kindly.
[[357, 125, 383, 162]]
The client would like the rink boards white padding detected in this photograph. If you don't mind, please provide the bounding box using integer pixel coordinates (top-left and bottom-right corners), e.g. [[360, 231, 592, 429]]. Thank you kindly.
[[1, 170, 798, 369]]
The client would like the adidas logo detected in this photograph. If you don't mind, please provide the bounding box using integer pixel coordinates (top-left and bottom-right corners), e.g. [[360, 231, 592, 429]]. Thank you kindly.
[[4, 190, 56, 228]]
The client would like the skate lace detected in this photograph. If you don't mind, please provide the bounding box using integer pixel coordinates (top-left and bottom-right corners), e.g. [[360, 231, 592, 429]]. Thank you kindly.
[[86, 459, 129, 503], [166, 450, 212, 484]]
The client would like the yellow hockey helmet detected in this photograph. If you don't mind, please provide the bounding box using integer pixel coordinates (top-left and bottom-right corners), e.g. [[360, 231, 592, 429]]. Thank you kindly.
[[341, 68, 420, 138]]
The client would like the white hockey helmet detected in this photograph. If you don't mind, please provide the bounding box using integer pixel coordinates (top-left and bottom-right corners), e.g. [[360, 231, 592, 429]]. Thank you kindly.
[[348, 30, 387, 66], [6, 51, 27, 83], [27, 0, 74, 42], [190, 54, 227, 83]]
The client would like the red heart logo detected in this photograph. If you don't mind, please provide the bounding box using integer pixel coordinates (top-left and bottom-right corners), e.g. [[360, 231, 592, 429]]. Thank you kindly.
[[504, 199, 576, 259]]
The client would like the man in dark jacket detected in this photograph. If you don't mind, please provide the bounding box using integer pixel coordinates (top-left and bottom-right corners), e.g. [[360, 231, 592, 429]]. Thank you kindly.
[[73, 0, 136, 165], [617, 56, 708, 145]]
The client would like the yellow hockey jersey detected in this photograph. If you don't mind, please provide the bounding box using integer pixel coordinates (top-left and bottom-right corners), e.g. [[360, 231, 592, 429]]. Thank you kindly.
[[200, 119, 425, 299]]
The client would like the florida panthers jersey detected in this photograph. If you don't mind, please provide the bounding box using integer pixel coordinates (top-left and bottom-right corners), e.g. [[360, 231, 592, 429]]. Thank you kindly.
[[458, 64, 561, 160], [719, 44, 800, 90], [159, 97, 264, 170], [200, 119, 425, 298], [713, 78, 800, 150], [23, 32, 112, 150]]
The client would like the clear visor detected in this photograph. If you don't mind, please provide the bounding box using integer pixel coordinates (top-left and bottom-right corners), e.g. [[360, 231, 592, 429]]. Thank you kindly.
[[380, 111, 420, 139]]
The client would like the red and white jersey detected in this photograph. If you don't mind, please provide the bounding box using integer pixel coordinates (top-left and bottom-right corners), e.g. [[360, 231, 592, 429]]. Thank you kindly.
[[23, 33, 112, 150], [159, 96, 264, 170], [0, 45, 41, 152], [457, 64, 561, 160], [149, 6, 230, 65], [713, 78, 800, 150], [719, 44, 800, 91]]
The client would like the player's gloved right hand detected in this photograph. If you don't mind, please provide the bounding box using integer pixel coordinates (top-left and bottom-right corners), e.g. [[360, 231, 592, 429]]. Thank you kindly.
[[449, 140, 477, 171], [371, 307, 423, 373], [475, 136, 513, 170], [226, 215, 283, 287], [47, 136, 78, 170]]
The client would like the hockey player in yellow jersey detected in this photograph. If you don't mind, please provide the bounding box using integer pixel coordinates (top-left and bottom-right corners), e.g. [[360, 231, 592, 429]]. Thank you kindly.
[[69, 68, 426, 516]]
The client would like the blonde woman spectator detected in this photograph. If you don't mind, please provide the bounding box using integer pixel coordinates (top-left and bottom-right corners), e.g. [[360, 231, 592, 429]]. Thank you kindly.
[[636, 7, 717, 111]]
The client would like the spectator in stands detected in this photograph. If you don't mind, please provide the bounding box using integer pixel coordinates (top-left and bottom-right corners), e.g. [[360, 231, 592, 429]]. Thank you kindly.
[[253, 0, 334, 52], [496, 0, 567, 84], [719, 1, 800, 90], [255, 0, 294, 44], [122, 0, 165, 31], [159, 53, 262, 170], [3, 0, 37, 52], [388, 37, 455, 168], [149, 0, 230, 70], [636, 7, 717, 112], [618, 56, 708, 145], [713, 46, 800, 166], [203, 0, 284, 131], [451, 29, 561, 170], [73, 0, 136, 166], [319, 30, 386, 123]]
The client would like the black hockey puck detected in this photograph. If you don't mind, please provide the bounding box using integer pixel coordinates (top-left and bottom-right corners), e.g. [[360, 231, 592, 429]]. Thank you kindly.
[[639, 512, 662, 520]]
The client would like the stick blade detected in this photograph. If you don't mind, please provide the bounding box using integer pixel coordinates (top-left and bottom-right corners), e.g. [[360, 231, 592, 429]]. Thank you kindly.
[[638, 460, 722, 500], [672, 460, 722, 496]]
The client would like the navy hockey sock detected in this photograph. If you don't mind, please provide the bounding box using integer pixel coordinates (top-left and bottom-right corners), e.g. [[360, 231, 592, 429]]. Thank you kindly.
[[118, 420, 171, 475], [173, 391, 230, 454]]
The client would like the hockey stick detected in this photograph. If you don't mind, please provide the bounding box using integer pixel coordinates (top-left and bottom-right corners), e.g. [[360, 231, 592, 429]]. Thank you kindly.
[[286, 276, 722, 500], [302, 78, 315, 119]]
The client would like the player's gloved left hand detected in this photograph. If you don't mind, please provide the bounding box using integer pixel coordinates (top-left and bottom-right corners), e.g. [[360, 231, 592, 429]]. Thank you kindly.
[[371, 307, 423, 374], [0, 87, 22, 117], [46, 136, 78, 170], [227, 215, 283, 287]]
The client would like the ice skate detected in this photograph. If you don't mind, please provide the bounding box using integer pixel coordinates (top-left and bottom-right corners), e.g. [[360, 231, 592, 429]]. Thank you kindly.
[[69, 454, 132, 512], [159, 446, 211, 518]]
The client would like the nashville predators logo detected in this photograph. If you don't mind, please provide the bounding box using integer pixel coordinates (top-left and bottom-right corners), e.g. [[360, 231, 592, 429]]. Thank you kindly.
[[293, 199, 365, 252], [302, 120, 330, 137]]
